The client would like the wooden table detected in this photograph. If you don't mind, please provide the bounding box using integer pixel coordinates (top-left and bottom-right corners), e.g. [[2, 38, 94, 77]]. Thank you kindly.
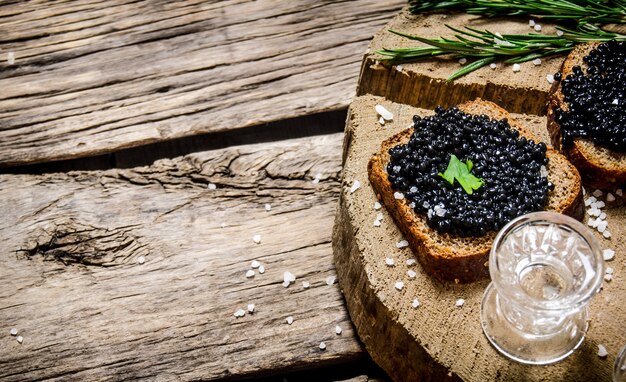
[[0, 1, 404, 380]]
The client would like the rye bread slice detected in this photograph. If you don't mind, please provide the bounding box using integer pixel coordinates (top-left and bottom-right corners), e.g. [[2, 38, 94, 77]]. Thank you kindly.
[[368, 99, 583, 283], [547, 42, 626, 190]]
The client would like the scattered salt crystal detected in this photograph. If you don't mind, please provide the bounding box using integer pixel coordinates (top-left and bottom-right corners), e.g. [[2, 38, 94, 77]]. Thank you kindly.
[[540, 165, 548, 178], [208, 183, 217, 190], [407, 270, 417, 278], [282, 281, 290, 288], [374, 202, 382, 210], [251, 260, 261, 269], [588, 208, 601, 217], [603, 249, 615, 261], [603, 230, 611, 239], [604, 274, 613, 282], [534, 24, 542, 32], [533, 58, 542, 66], [458, 57, 467, 65], [335, 325, 342, 335], [234, 309, 246, 318], [598, 344, 608, 357], [326, 276, 336, 285], [597, 220, 608, 233], [606, 193, 615, 202], [529, 19, 536, 27], [138, 256, 145, 264], [593, 189, 603, 198], [385, 257, 395, 266], [247, 304, 255, 313], [512, 63, 521, 72], [396, 240, 409, 249], [284, 271, 296, 283], [375, 104, 394, 121], [455, 298, 465, 307], [606, 267, 614, 275], [408, 202, 416, 209], [350, 180, 361, 194], [412, 298, 420, 308], [259, 265, 265, 274], [396, 65, 403, 71], [286, 316, 294, 325], [319, 342, 326, 350], [302, 281, 310, 289], [556, 30, 564, 36], [312, 177, 320, 184], [616, 189, 623, 197], [379, 116, 385, 126], [489, 63, 497, 69], [395, 281, 404, 290], [613, 99, 620, 105], [16, 336, 23, 344], [10, 328, 17, 336], [428, 208, 434, 218], [265, 203, 272, 211], [600, 212, 607, 220], [394, 192, 405, 200], [252, 234, 262, 244], [595, 201, 606, 208], [547, 74, 554, 84], [373, 219, 381, 227], [246, 270, 255, 278], [220, 222, 227, 228], [406, 259, 416, 266], [376, 212, 383, 221], [587, 218, 596, 227], [7, 52, 15, 65]]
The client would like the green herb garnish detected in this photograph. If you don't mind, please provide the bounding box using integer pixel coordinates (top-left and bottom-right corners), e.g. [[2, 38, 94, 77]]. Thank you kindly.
[[438, 154, 484, 194]]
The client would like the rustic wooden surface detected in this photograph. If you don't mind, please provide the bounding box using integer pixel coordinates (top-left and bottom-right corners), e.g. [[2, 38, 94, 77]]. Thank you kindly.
[[0, 134, 390, 381], [358, 10, 565, 116], [0, 0, 404, 167], [334, 95, 625, 382]]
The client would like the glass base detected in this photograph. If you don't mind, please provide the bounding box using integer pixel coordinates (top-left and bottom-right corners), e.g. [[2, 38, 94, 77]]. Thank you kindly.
[[480, 282, 588, 365]]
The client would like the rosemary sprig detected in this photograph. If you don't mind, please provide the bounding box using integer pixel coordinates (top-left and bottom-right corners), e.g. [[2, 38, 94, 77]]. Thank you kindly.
[[378, 23, 625, 81], [409, 0, 626, 25]]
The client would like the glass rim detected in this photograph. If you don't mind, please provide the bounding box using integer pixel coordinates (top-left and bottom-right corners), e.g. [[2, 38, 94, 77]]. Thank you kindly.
[[489, 211, 605, 310]]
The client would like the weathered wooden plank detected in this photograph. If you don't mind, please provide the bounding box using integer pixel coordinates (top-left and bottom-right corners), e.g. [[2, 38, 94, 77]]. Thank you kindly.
[[0, 0, 404, 167], [0, 133, 374, 381]]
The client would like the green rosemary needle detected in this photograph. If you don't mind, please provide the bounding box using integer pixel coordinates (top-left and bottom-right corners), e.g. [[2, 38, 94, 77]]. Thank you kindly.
[[377, 23, 625, 81], [409, 0, 626, 25]]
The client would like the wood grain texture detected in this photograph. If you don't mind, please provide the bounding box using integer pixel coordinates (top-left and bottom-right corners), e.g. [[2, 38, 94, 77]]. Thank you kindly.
[[0, 0, 404, 167], [333, 95, 625, 382], [0, 133, 373, 381], [358, 9, 566, 116]]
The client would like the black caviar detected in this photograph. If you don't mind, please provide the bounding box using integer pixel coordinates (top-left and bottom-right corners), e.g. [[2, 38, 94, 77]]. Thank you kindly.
[[387, 107, 553, 237], [555, 40, 626, 152]]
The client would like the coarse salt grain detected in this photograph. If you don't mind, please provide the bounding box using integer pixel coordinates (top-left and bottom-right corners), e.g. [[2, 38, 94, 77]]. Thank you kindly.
[[253, 234, 262, 244], [604, 230, 612, 239], [540, 165, 548, 178], [406, 259, 416, 266], [533, 58, 542, 66], [547, 74, 554, 84], [319, 342, 326, 350], [534, 24, 542, 31], [616, 189, 623, 197], [138, 256, 145, 264], [251, 260, 261, 269], [556, 30, 564, 36], [376, 212, 383, 221], [529, 19, 536, 27], [407, 270, 417, 278], [604, 274, 613, 282], [455, 298, 465, 307], [600, 212, 607, 220], [248, 304, 255, 313], [350, 180, 361, 193], [302, 281, 310, 289], [512, 63, 521, 72], [396, 240, 409, 248], [490, 63, 497, 69], [284, 271, 296, 283], [259, 265, 265, 274], [286, 316, 294, 325], [379, 116, 385, 126], [246, 270, 255, 278], [412, 298, 420, 308], [613, 99, 619, 105], [595, 201, 606, 208], [373, 219, 381, 227], [326, 276, 336, 285], [335, 325, 342, 335], [10, 328, 17, 336], [385, 257, 395, 266], [282, 281, 290, 287], [375, 104, 394, 121], [606, 267, 614, 274], [395, 281, 404, 290], [593, 189, 603, 198], [265, 203, 272, 211], [598, 344, 608, 357], [7, 52, 15, 65], [458, 57, 467, 65], [374, 202, 382, 210], [16, 336, 23, 344], [394, 192, 405, 200], [396, 65, 403, 71], [603, 249, 615, 261], [607, 193, 615, 202], [208, 183, 217, 190], [234, 309, 246, 318]]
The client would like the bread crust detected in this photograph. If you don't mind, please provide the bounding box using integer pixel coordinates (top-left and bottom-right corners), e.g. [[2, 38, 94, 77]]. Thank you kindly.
[[547, 42, 626, 189], [368, 99, 583, 283]]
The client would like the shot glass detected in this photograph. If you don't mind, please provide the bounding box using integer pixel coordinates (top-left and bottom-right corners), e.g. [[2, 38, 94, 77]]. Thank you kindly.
[[481, 211, 604, 365]]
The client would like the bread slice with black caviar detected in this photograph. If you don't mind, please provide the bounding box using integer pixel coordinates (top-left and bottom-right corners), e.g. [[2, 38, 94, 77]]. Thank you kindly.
[[368, 99, 583, 283], [547, 41, 626, 190]]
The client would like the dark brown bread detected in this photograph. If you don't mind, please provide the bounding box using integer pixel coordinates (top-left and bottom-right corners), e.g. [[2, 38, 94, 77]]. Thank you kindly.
[[368, 99, 583, 283], [547, 42, 626, 189]]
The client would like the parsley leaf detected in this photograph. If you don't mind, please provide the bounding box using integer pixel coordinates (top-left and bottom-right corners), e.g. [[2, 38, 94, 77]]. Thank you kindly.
[[438, 154, 484, 194]]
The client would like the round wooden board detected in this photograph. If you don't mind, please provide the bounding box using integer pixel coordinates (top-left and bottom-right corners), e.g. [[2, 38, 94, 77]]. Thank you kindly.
[[332, 95, 625, 381]]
